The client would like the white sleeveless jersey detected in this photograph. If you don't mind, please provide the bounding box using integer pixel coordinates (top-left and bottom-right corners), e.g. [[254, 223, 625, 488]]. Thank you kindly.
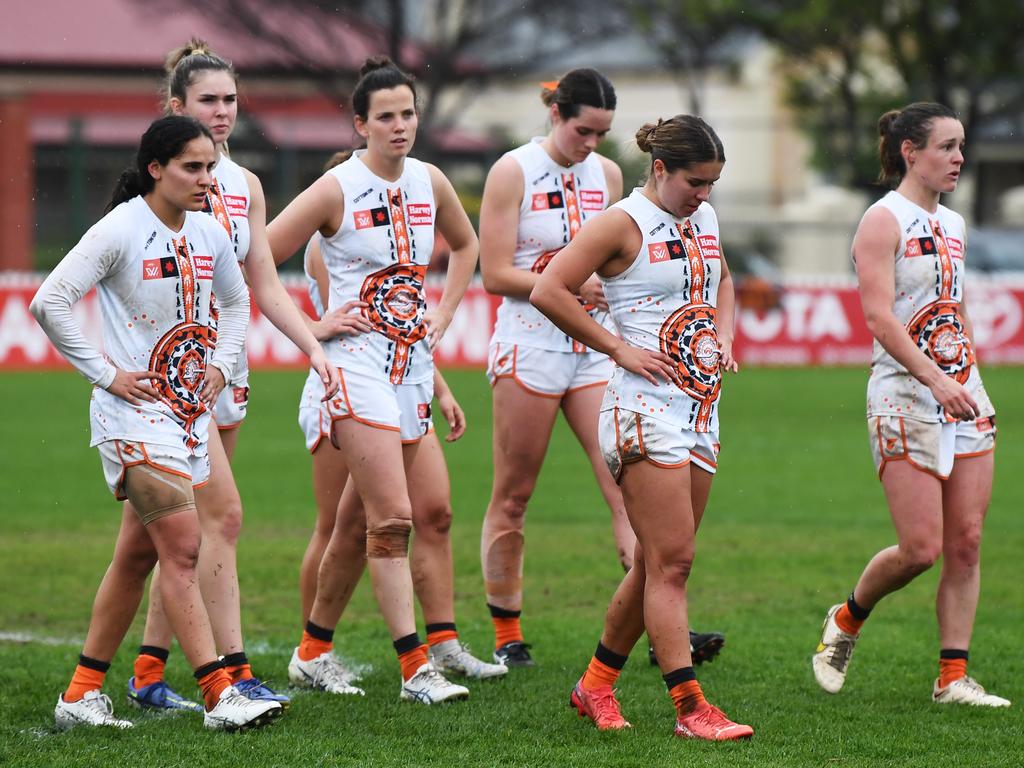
[[491, 139, 612, 352], [33, 196, 247, 452], [320, 151, 435, 384], [204, 154, 252, 387], [864, 191, 993, 423], [303, 234, 326, 319], [205, 154, 251, 262], [600, 189, 724, 432]]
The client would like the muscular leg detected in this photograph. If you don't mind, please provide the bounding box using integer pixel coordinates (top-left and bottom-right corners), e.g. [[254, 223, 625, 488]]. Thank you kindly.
[[135, 426, 246, 657], [561, 385, 635, 571], [218, 425, 241, 464], [331, 419, 417, 642], [301, 443, 348, 624], [937, 453, 993, 650], [79, 505, 159, 663], [852, 462, 944, 610], [481, 379, 561, 613], [620, 461, 696, 671], [408, 434, 454, 626], [306, 479, 368, 632]]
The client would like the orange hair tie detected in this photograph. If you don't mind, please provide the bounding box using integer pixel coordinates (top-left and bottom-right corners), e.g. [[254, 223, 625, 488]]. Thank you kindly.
[[539, 80, 559, 91]]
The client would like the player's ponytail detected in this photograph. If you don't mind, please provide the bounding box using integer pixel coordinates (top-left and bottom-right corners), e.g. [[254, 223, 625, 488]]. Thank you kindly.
[[106, 116, 213, 212], [877, 102, 958, 187]]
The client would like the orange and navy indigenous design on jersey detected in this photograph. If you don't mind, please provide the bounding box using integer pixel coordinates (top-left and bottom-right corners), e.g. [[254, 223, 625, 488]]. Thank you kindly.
[[80, 197, 241, 452], [600, 189, 724, 433], [319, 151, 435, 386], [864, 191, 994, 424], [491, 139, 612, 353]]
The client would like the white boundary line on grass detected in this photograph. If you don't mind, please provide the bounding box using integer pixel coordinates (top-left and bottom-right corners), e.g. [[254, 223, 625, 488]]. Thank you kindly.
[[0, 630, 83, 647]]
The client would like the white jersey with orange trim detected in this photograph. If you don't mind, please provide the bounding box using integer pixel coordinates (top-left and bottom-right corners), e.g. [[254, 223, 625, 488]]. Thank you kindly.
[[491, 138, 612, 352], [600, 189, 724, 432], [204, 153, 252, 391], [864, 190, 994, 423], [320, 151, 435, 385], [303, 233, 326, 319], [31, 195, 248, 452]]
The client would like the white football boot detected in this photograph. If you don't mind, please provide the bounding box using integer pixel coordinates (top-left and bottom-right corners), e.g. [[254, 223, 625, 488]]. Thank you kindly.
[[203, 685, 282, 731], [933, 676, 1011, 708], [399, 662, 470, 704], [812, 604, 859, 693], [429, 639, 508, 680], [288, 648, 365, 696], [55, 690, 133, 730]]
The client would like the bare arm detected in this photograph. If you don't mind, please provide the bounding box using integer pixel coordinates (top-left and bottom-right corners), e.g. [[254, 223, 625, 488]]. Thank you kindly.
[[716, 249, 739, 373], [425, 164, 479, 349], [531, 208, 675, 384], [478, 156, 537, 300], [267, 173, 345, 266], [432, 367, 466, 442], [578, 155, 625, 312], [854, 206, 978, 420], [243, 170, 339, 398]]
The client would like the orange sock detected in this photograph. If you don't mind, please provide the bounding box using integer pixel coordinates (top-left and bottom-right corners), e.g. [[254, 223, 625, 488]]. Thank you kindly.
[[669, 680, 706, 716], [222, 652, 253, 682], [939, 657, 968, 688], [298, 630, 333, 662], [133, 652, 167, 688], [835, 604, 865, 635], [581, 657, 621, 691], [65, 660, 108, 703], [426, 626, 459, 647], [398, 644, 429, 681], [197, 667, 233, 711], [493, 617, 523, 649]]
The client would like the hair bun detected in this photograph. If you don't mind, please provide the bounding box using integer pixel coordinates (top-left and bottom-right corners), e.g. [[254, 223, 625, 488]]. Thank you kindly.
[[635, 120, 661, 153], [359, 55, 395, 78], [165, 37, 214, 73]]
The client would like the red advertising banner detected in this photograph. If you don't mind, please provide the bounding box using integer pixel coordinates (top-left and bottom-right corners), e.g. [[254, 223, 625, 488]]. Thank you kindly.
[[3, 274, 1024, 370]]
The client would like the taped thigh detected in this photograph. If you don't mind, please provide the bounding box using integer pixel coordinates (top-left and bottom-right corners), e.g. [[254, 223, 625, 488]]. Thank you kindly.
[[123, 464, 196, 525], [366, 517, 413, 558]]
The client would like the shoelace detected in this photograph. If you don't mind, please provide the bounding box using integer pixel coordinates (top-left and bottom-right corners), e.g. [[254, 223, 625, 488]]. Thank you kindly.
[[690, 704, 733, 731], [589, 687, 624, 724], [317, 655, 352, 687], [86, 692, 117, 718], [826, 635, 855, 671]]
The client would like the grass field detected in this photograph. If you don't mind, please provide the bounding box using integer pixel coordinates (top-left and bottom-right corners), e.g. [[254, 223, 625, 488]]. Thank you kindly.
[[1, 367, 1022, 767]]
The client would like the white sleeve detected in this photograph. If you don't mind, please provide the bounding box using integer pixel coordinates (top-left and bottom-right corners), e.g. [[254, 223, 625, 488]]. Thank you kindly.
[[209, 232, 250, 379], [29, 219, 127, 389]]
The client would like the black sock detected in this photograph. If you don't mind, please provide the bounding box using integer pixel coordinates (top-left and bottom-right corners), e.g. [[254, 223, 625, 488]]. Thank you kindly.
[[594, 642, 629, 670], [846, 592, 872, 621], [305, 621, 334, 643]]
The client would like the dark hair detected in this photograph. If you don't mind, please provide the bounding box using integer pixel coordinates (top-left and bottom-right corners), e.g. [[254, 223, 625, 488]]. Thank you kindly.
[[540, 68, 616, 120], [352, 56, 417, 120], [105, 116, 213, 212], [164, 38, 236, 112], [635, 115, 724, 172], [323, 150, 352, 172], [877, 102, 959, 187]]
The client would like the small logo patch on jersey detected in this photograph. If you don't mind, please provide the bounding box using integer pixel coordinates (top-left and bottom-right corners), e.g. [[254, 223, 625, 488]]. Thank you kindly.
[[976, 416, 994, 432], [354, 207, 391, 229], [905, 237, 936, 258], [232, 386, 248, 404], [696, 235, 721, 259], [579, 189, 605, 210], [407, 203, 433, 226], [946, 237, 964, 259], [143, 256, 180, 280], [224, 194, 248, 218], [532, 192, 564, 210], [417, 403, 431, 419], [193, 254, 214, 280], [648, 240, 686, 263]]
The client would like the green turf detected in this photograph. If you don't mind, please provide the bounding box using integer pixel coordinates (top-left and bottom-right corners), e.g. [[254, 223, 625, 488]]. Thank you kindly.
[[1, 368, 1021, 767]]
